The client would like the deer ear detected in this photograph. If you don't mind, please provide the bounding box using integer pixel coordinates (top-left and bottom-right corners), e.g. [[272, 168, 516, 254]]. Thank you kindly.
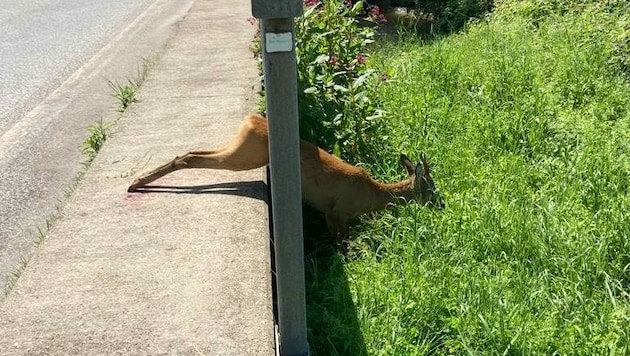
[[420, 152, 431, 177], [415, 163, 424, 179], [400, 154, 415, 176]]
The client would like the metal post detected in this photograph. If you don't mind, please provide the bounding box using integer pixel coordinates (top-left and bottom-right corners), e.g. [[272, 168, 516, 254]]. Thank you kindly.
[[251, 1, 308, 355], [262, 18, 309, 356]]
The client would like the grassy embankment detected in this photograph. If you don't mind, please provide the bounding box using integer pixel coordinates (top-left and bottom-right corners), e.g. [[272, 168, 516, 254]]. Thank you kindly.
[[304, 1, 630, 354]]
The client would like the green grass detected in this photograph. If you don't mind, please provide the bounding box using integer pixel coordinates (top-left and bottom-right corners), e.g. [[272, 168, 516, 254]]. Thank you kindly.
[[306, 3, 630, 355], [81, 118, 113, 163], [86, 57, 155, 161], [107, 56, 154, 112], [108, 80, 137, 112]]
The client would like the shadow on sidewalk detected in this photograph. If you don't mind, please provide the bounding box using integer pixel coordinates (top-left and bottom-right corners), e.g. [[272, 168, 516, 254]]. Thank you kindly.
[[139, 180, 368, 354], [132, 180, 267, 201]]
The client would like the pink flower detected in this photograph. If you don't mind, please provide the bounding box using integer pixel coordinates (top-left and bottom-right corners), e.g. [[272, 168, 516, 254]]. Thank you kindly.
[[304, 0, 319, 7], [369, 5, 387, 23], [246, 17, 257, 26], [328, 55, 339, 65], [356, 54, 366, 65]]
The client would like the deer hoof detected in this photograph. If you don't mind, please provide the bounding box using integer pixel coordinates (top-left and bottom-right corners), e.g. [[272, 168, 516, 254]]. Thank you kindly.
[[127, 180, 143, 192]]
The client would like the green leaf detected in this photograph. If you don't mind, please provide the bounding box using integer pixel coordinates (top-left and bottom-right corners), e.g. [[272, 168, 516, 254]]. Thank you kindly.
[[333, 141, 342, 158], [303, 5, 317, 18], [352, 69, 376, 89], [315, 54, 329, 64]]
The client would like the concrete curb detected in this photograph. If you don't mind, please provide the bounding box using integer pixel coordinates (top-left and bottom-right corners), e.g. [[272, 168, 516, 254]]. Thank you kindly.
[[0, 0, 274, 354]]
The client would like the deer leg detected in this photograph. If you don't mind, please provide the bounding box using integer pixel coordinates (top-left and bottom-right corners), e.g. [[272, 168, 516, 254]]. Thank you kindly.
[[128, 149, 232, 191], [324, 212, 349, 240], [324, 213, 339, 238], [338, 222, 350, 254]]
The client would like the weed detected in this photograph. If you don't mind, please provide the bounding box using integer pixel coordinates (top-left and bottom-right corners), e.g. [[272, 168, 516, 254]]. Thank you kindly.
[[108, 80, 137, 112], [1, 256, 29, 302], [81, 118, 112, 163], [296, 0, 390, 163], [133, 56, 154, 88], [107, 56, 155, 112]]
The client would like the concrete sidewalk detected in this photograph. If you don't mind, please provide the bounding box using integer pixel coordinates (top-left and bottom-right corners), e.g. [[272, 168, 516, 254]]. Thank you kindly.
[[0, 0, 274, 355]]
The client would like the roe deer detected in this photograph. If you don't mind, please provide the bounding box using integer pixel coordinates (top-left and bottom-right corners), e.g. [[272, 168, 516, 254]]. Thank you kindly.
[[128, 114, 444, 238]]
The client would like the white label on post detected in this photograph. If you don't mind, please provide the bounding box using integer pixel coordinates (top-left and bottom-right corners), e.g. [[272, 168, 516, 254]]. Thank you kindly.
[[265, 32, 293, 53]]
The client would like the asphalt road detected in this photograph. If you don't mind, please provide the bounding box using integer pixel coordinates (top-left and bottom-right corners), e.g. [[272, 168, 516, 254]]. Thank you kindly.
[[1, 0, 153, 135], [0, 0, 194, 289]]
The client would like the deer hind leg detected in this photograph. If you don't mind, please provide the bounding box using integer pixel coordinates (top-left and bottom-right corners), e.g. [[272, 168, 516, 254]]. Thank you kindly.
[[128, 150, 216, 191], [127, 145, 264, 191], [128, 114, 271, 191]]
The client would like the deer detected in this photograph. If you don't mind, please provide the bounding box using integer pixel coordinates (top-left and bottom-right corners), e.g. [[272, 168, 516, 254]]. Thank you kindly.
[[127, 113, 444, 238]]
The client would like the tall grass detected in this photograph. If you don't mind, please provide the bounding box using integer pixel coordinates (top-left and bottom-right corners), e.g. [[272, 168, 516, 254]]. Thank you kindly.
[[306, 2, 630, 354]]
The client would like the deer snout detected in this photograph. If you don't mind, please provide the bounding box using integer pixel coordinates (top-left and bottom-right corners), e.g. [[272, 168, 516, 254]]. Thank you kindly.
[[429, 192, 445, 210]]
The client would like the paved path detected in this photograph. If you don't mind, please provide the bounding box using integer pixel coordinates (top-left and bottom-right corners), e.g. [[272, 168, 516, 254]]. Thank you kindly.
[[0, 0, 274, 354]]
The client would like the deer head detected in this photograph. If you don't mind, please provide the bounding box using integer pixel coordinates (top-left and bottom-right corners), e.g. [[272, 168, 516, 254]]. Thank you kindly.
[[400, 153, 445, 209]]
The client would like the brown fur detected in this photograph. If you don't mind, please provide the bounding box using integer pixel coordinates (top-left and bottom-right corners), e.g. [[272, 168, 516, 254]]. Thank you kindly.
[[128, 114, 443, 238]]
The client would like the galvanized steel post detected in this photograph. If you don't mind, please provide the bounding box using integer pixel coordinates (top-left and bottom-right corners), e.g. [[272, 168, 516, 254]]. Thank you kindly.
[[250, 1, 308, 355]]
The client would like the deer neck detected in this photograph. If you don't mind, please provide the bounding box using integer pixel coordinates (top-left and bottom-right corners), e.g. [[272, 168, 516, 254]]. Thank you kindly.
[[367, 178, 415, 212]]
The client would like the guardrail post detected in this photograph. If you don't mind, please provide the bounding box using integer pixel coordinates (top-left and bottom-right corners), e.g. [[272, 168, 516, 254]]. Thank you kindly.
[[250, 1, 308, 355]]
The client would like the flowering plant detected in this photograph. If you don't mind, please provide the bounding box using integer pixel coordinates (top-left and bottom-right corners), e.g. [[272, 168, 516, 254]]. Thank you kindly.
[[295, 0, 387, 161]]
